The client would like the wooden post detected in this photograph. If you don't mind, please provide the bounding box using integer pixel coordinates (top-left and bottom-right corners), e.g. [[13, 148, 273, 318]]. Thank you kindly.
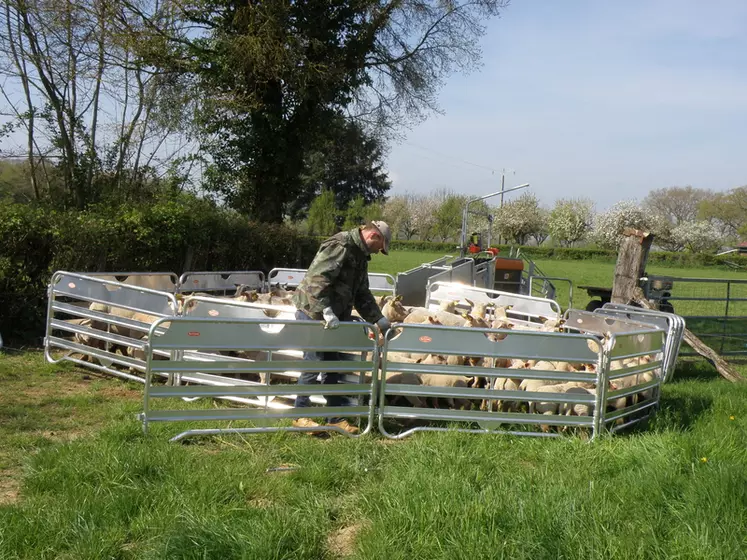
[[611, 228, 653, 304], [631, 289, 745, 383]]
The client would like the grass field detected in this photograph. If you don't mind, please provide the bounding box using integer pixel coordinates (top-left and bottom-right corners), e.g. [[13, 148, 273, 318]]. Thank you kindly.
[[1, 253, 747, 559], [1, 351, 746, 559]]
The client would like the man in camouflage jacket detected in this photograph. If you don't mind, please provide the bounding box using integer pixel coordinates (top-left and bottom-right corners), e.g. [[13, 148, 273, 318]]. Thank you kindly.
[[292, 221, 392, 434]]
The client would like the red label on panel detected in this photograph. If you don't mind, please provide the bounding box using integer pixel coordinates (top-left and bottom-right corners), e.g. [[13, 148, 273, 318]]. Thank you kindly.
[[419, 336, 432, 343], [188, 331, 201, 337]]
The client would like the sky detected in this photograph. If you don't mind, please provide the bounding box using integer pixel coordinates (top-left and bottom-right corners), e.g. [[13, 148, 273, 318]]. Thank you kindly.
[[384, 0, 747, 211]]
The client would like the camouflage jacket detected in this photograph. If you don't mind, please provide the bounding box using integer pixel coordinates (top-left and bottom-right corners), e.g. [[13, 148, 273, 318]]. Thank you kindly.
[[292, 228, 384, 324]]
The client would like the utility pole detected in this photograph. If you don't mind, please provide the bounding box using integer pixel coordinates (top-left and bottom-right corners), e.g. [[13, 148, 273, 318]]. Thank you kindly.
[[497, 169, 515, 245]]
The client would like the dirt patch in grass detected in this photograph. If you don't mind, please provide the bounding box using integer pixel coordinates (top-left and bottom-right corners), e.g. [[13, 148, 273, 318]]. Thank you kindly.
[[0, 470, 20, 506], [247, 497, 273, 508], [326, 521, 370, 559]]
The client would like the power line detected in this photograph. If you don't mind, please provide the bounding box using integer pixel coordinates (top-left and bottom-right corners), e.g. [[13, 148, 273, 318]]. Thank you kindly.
[[402, 141, 502, 174]]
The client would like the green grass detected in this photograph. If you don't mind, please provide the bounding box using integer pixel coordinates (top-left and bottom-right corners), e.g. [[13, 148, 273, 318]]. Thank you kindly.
[[2, 254, 747, 558], [1, 350, 747, 559]]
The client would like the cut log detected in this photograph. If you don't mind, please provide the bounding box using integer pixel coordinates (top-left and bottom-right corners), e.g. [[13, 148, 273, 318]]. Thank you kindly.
[[631, 288, 745, 383], [611, 228, 654, 304]]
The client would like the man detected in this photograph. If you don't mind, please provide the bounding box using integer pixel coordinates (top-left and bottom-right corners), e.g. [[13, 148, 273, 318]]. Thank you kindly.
[[292, 221, 393, 434]]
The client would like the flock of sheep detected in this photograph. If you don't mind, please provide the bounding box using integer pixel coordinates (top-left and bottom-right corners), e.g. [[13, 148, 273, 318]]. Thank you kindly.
[[60, 283, 659, 432], [373, 295, 659, 431]]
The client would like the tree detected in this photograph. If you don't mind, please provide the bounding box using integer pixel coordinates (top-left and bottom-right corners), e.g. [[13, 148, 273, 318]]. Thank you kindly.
[[494, 193, 546, 245], [411, 193, 440, 241], [671, 221, 723, 253], [433, 193, 466, 242], [383, 194, 417, 240], [698, 186, 747, 241], [530, 208, 550, 246], [644, 186, 713, 225], [126, 0, 508, 222], [306, 189, 339, 236], [548, 198, 594, 247], [342, 195, 367, 230], [591, 200, 653, 250], [291, 116, 391, 221], [0, 0, 192, 208]]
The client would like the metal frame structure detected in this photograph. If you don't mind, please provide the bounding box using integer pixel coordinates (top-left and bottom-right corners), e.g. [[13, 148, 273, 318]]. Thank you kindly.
[[141, 318, 379, 441], [377, 316, 665, 440], [426, 282, 562, 323], [641, 275, 747, 356], [594, 303, 685, 383], [45, 270, 677, 443], [45, 271, 180, 383], [178, 271, 265, 295]]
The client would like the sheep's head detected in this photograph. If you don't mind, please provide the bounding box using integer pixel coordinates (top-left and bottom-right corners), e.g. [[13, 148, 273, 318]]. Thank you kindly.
[[439, 300, 458, 313]]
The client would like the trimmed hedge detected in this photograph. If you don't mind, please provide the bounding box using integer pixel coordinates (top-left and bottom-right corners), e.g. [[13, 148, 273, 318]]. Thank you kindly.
[[0, 199, 319, 343]]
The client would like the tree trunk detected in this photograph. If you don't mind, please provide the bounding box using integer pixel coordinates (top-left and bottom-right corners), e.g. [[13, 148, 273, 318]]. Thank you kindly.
[[611, 228, 653, 304]]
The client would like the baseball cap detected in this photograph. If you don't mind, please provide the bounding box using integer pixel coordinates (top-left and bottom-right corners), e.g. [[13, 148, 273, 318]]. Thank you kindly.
[[370, 220, 391, 255]]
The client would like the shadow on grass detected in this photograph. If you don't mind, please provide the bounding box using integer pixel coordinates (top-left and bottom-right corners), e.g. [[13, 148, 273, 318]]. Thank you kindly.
[[672, 359, 724, 382], [651, 392, 714, 432]]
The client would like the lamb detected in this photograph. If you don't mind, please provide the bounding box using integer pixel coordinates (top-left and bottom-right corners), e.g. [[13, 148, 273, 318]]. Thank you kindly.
[[417, 354, 472, 409], [485, 376, 521, 412], [381, 295, 409, 323], [403, 307, 466, 327], [381, 370, 424, 407]]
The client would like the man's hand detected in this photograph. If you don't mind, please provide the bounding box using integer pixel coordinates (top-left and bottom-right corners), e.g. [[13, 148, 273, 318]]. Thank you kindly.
[[376, 316, 391, 332], [322, 307, 340, 329]]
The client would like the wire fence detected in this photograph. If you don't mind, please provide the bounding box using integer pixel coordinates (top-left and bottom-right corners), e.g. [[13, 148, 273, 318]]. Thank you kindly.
[[645, 276, 747, 356]]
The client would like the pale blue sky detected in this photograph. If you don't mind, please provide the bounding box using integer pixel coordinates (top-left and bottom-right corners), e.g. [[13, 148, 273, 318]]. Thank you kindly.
[[385, 0, 747, 211]]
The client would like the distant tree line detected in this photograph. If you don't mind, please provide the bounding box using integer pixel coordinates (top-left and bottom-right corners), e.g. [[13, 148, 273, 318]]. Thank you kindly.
[[310, 185, 742, 253]]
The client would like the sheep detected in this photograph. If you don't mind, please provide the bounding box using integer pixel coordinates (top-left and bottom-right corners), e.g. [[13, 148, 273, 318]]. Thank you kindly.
[[417, 354, 472, 409], [382, 370, 424, 407], [486, 317, 515, 341], [485, 376, 521, 412], [403, 307, 466, 327], [381, 295, 409, 323], [560, 386, 596, 417], [461, 312, 490, 329], [465, 299, 495, 320]]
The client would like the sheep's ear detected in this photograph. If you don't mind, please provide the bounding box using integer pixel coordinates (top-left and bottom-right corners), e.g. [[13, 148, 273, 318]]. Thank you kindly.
[[395, 295, 403, 302], [465, 298, 474, 307]]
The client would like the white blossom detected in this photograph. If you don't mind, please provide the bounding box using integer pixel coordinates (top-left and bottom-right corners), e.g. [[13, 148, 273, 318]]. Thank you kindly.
[[591, 200, 654, 249], [671, 221, 723, 253], [548, 198, 593, 247]]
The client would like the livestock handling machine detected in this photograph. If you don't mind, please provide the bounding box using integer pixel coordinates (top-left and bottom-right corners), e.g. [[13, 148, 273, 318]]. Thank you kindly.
[[457, 187, 573, 305], [44, 259, 684, 442]]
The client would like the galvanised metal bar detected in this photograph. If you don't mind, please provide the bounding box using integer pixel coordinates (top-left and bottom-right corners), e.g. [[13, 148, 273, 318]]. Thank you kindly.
[[45, 271, 180, 382], [142, 318, 379, 440], [178, 271, 266, 295], [426, 281, 562, 322]]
